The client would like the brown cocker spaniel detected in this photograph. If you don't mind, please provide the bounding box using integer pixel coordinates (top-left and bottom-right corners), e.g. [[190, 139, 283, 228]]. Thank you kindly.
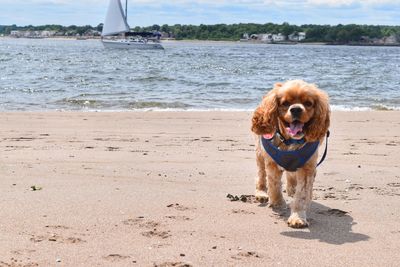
[[251, 80, 330, 228]]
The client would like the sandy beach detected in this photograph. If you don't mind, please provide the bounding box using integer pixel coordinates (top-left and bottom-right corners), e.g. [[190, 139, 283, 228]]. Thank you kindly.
[[1, 111, 400, 266]]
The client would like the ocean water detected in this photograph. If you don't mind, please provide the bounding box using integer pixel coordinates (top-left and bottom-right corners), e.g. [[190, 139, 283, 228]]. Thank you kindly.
[[1, 38, 399, 111]]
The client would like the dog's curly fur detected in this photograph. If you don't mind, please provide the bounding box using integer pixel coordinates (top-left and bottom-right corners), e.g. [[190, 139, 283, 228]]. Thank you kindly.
[[251, 80, 330, 228]]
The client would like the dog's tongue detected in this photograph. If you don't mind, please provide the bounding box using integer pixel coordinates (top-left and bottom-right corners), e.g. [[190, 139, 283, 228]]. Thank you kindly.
[[287, 122, 304, 137]]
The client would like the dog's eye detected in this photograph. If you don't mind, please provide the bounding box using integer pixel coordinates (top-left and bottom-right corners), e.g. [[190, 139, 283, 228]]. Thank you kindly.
[[304, 101, 313, 107], [282, 101, 290, 107]]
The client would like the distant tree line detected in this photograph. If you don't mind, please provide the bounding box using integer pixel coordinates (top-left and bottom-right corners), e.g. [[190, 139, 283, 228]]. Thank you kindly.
[[1, 23, 400, 43], [0, 24, 104, 36], [137, 23, 400, 42]]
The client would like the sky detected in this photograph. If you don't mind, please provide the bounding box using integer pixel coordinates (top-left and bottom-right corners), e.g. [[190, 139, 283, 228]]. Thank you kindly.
[[1, 0, 400, 27]]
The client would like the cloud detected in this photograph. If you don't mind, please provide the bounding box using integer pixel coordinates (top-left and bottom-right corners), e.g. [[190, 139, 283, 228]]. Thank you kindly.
[[306, 0, 396, 6], [0, 0, 98, 4], [1, 0, 398, 7], [0, 0, 399, 26]]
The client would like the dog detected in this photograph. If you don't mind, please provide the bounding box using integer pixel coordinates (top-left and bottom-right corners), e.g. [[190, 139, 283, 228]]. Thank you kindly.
[[251, 80, 330, 228]]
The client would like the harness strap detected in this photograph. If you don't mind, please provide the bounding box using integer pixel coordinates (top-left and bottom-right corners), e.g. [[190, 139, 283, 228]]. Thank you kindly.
[[316, 130, 330, 167], [276, 131, 305, 145]]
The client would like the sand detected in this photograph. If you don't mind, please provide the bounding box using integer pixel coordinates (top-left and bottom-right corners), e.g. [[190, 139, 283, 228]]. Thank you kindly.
[[0, 111, 399, 266]]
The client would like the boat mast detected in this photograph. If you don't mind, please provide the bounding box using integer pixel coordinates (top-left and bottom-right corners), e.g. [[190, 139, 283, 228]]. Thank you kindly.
[[125, 0, 128, 20]]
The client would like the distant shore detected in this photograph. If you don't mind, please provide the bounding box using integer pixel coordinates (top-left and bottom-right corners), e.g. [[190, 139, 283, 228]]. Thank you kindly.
[[2, 36, 400, 47]]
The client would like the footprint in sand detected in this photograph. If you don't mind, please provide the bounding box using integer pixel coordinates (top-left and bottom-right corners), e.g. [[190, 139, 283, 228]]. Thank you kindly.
[[231, 251, 262, 260], [141, 229, 171, 239], [29, 233, 85, 244], [165, 215, 192, 221], [122, 218, 160, 228], [64, 237, 85, 244], [231, 209, 255, 215], [103, 254, 130, 262], [45, 225, 70, 230], [153, 262, 192, 267], [11, 249, 36, 255], [122, 217, 171, 239], [106, 146, 120, 151], [323, 171, 340, 176], [0, 260, 39, 267], [226, 194, 257, 203], [7, 137, 37, 142], [28, 225, 86, 244], [166, 203, 193, 211], [320, 192, 338, 200], [374, 187, 400, 196], [385, 141, 399, 146]]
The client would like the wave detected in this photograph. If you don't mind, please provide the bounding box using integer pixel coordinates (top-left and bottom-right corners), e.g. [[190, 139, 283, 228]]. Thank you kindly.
[[331, 104, 400, 111], [127, 101, 191, 110], [49, 96, 400, 111], [129, 76, 176, 82], [54, 97, 192, 110], [57, 98, 102, 108]]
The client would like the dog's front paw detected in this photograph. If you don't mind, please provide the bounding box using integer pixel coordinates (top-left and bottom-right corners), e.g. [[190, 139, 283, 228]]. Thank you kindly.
[[287, 212, 308, 228], [255, 190, 268, 203]]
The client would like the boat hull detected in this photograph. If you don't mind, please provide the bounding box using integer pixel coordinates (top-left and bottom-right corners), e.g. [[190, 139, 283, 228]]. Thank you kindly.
[[101, 39, 164, 50]]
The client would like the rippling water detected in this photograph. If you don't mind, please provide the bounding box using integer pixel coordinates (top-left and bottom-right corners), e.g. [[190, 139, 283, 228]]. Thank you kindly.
[[1, 38, 399, 111]]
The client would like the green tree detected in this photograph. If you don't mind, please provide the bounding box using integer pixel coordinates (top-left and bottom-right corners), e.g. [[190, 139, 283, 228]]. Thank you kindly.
[[151, 24, 160, 31], [96, 23, 103, 32]]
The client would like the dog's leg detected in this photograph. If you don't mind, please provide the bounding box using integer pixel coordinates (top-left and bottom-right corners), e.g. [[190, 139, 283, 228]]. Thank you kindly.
[[255, 149, 268, 203], [287, 169, 316, 228], [286, 172, 297, 197], [266, 162, 285, 208]]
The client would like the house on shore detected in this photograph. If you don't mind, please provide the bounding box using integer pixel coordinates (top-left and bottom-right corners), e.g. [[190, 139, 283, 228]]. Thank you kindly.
[[10, 30, 20, 37], [240, 32, 297, 43], [272, 33, 286, 42], [359, 35, 399, 45], [288, 32, 306, 42], [259, 34, 273, 43]]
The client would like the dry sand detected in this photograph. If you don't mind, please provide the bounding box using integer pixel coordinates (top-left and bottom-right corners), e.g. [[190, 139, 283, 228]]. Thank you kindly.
[[0, 111, 399, 266]]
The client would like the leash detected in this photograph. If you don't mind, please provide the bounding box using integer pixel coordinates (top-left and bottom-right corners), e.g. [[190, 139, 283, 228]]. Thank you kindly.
[[316, 130, 330, 167]]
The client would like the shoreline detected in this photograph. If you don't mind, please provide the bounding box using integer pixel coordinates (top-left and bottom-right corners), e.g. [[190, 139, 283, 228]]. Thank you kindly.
[[2, 36, 399, 47], [1, 110, 400, 265], [0, 106, 398, 112]]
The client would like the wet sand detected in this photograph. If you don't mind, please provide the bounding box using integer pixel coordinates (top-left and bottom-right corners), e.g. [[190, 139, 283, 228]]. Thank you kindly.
[[0, 111, 399, 266]]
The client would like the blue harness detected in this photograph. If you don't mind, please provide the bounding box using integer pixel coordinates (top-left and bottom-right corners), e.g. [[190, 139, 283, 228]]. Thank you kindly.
[[261, 131, 330, 172]]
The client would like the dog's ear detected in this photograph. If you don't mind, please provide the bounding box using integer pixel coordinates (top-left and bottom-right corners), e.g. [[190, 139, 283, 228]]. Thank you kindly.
[[251, 89, 279, 135], [304, 88, 330, 141]]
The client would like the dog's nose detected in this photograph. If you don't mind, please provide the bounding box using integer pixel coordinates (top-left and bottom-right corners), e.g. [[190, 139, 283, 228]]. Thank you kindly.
[[290, 107, 303, 117]]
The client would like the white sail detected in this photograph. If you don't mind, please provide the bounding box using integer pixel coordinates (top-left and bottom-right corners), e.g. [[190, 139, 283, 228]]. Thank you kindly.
[[102, 0, 130, 36]]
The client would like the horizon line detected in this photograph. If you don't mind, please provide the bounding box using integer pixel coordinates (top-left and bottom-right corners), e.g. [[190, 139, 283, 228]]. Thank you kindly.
[[2, 22, 400, 28]]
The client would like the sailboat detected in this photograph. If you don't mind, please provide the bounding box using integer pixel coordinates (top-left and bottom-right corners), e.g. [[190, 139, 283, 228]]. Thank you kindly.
[[101, 0, 164, 50]]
